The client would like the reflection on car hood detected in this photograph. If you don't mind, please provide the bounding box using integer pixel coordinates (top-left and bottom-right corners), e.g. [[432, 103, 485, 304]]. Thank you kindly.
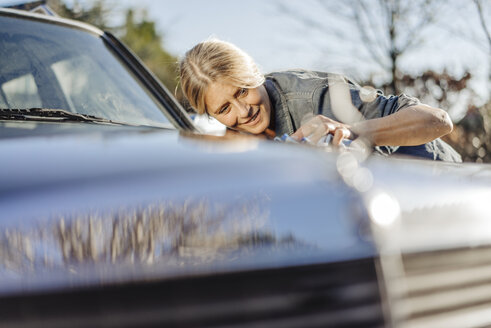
[[0, 128, 373, 295], [1, 128, 491, 295]]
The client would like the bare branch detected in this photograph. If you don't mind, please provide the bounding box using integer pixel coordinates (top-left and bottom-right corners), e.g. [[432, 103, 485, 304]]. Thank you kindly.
[[275, 1, 325, 34], [353, 1, 391, 70], [274, 0, 450, 93], [316, 0, 354, 20], [357, 0, 390, 56], [274, 1, 353, 42], [474, 0, 491, 52]]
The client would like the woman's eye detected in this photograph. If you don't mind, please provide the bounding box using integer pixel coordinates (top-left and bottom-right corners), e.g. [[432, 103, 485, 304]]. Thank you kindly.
[[238, 88, 248, 97], [219, 105, 230, 115]]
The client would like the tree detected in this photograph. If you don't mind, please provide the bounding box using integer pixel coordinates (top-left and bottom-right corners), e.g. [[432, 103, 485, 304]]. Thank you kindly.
[[441, 0, 490, 83], [473, 0, 491, 82], [454, 0, 491, 163], [47, 0, 111, 30], [277, 0, 444, 94], [120, 9, 179, 93]]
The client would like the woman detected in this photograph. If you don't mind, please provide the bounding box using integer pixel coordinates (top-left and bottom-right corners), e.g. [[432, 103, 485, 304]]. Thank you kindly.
[[179, 39, 461, 162]]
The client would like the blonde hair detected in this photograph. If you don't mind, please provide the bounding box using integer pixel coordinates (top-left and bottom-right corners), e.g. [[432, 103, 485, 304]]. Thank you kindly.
[[179, 39, 265, 114]]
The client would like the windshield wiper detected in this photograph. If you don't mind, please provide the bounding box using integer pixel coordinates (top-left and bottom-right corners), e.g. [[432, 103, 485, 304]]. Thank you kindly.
[[0, 108, 137, 126]]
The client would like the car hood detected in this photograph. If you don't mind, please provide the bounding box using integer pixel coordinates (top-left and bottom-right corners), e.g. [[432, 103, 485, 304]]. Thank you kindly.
[[1, 127, 490, 295], [0, 127, 373, 295], [364, 154, 491, 254]]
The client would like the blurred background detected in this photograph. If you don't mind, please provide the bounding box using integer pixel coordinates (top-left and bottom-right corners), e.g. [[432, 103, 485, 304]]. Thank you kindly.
[[16, 0, 491, 162]]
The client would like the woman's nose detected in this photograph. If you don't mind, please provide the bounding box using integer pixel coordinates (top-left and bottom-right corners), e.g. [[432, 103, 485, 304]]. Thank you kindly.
[[236, 101, 252, 118]]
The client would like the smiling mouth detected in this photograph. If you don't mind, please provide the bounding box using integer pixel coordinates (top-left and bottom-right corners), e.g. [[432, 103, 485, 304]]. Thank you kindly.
[[244, 109, 260, 125]]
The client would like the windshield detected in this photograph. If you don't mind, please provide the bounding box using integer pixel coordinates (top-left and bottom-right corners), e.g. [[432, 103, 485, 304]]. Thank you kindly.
[[0, 14, 172, 128]]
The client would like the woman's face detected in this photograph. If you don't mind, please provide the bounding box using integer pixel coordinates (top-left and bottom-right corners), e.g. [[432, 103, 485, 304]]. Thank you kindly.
[[204, 80, 272, 134]]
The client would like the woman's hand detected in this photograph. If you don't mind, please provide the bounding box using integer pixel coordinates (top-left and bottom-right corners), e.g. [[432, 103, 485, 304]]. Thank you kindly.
[[291, 105, 452, 147], [291, 115, 354, 146]]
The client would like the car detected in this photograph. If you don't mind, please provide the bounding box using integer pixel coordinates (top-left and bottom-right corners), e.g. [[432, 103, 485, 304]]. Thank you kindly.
[[1, 5, 491, 328], [0, 4, 195, 137]]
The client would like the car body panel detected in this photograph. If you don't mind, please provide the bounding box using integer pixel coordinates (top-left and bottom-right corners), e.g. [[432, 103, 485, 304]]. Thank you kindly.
[[0, 127, 377, 295]]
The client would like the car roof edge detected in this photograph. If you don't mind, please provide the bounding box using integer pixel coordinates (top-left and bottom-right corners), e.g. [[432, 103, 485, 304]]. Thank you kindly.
[[0, 7, 103, 36]]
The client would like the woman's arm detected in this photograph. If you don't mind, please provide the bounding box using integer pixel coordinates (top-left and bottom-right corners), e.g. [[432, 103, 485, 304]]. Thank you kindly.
[[351, 104, 453, 146], [291, 104, 453, 146]]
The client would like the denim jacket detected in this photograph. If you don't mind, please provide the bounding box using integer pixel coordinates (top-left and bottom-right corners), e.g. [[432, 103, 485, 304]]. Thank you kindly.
[[264, 70, 461, 162]]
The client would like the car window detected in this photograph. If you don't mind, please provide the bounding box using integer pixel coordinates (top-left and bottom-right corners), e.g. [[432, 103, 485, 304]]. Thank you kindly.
[[1, 73, 42, 108], [51, 54, 165, 126], [0, 15, 174, 128]]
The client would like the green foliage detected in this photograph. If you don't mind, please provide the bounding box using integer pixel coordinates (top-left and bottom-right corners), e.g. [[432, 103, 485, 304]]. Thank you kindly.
[[120, 10, 179, 93]]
